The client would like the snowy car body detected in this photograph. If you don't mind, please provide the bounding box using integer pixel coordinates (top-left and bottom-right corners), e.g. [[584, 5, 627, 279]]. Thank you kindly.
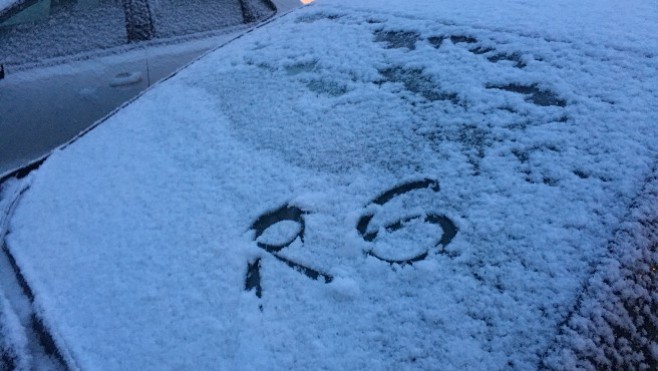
[[0, 0, 286, 176], [1, 0, 658, 369]]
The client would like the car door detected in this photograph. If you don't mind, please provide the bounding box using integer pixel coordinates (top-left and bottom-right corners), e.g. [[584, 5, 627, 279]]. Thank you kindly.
[[0, 0, 277, 176]]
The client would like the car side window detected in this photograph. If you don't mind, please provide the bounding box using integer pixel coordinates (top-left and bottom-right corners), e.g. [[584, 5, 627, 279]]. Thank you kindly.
[[0, 0, 127, 66], [0, 0, 274, 68]]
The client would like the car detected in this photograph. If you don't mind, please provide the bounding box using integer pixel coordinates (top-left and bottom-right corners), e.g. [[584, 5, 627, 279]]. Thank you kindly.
[[0, 0, 295, 177], [1, 0, 657, 369]]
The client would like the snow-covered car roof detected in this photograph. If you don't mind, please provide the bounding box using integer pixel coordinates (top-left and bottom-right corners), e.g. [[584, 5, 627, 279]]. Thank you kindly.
[[2, 0, 658, 369]]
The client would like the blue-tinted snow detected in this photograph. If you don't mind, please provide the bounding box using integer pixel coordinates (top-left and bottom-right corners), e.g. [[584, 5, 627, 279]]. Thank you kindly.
[[0, 179, 29, 370], [0, 0, 17, 12], [544, 164, 658, 369], [0, 290, 29, 370], [5, 0, 658, 369], [0, 0, 23, 13]]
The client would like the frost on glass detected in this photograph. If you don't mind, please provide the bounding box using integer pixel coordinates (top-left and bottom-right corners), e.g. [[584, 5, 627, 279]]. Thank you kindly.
[[0, 0, 273, 67], [0, 0, 126, 66]]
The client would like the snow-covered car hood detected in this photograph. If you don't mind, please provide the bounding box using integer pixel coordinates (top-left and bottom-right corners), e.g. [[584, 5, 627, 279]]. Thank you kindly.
[[3, 0, 658, 369]]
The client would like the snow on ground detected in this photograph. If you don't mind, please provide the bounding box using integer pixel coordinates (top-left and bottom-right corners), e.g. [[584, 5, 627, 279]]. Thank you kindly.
[[3, 0, 658, 369]]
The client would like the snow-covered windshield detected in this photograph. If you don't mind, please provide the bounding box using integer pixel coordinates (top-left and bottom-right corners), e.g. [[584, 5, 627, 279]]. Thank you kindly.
[[1, 0, 657, 369]]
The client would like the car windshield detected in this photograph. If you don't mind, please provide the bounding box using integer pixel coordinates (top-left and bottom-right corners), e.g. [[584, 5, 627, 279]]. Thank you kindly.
[[1, 0, 657, 370]]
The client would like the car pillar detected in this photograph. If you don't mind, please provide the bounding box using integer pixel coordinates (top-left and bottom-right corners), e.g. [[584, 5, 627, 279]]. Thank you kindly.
[[238, 0, 256, 23], [121, 0, 155, 42]]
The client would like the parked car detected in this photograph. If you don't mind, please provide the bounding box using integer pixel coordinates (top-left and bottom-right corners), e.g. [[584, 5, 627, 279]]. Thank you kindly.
[[1, 0, 657, 369], [0, 0, 291, 177]]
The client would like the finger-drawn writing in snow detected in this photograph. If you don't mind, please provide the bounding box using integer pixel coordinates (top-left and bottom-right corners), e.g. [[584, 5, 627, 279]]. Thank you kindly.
[[245, 179, 458, 299], [357, 179, 458, 264], [246, 204, 333, 299]]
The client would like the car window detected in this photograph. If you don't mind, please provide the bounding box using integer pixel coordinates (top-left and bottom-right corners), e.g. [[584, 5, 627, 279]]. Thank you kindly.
[[0, 0, 276, 176], [152, 0, 269, 39], [0, 0, 127, 66], [0, 0, 274, 68]]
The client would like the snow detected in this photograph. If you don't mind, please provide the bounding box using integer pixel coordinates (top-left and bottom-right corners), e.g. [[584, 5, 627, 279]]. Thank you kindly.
[[3, 0, 658, 369], [542, 163, 658, 370], [0, 289, 29, 371], [0, 0, 281, 178], [0, 0, 21, 13], [0, 0, 260, 68], [1, 179, 71, 370], [0, 26, 248, 178]]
